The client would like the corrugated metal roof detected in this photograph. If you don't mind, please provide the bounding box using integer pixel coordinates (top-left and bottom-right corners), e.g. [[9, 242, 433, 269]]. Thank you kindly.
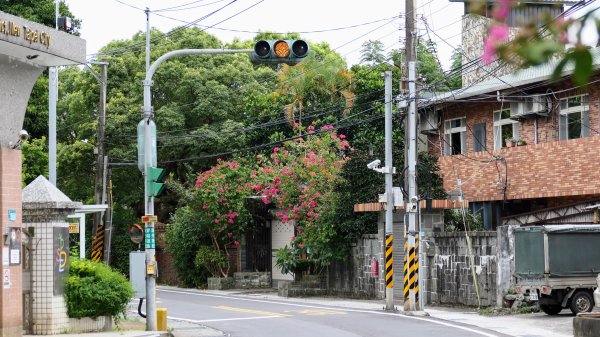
[[427, 47, 600, 103]]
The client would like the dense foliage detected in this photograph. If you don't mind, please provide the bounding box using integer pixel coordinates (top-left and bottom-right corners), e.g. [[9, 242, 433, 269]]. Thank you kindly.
[[14, 1, 455, 285], [65, 258, 133, 319]]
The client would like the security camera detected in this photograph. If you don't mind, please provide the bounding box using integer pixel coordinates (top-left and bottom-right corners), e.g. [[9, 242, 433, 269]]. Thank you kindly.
[[19, 130, 29, 141], [367, 159, 381, 170]]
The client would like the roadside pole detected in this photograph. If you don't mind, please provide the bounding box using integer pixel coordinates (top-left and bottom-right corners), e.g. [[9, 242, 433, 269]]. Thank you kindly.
[[384, 71, 395, 311], [141, 48, 251, 331], [405, 0, 420, 312]]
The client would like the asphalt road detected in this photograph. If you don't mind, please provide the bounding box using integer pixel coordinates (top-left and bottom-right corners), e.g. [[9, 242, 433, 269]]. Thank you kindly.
[[157, 288, 510, 337]]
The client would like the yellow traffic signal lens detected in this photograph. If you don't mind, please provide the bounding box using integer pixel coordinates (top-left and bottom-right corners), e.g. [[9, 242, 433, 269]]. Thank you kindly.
[[273, 40, 290, 58]]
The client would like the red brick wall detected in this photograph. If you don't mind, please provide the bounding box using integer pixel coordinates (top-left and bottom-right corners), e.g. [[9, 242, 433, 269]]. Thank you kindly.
[[429, 77, 600, 203], [0, 148, 23, 336], [437, 135, 600, 202], [155, 223, 179, 286]]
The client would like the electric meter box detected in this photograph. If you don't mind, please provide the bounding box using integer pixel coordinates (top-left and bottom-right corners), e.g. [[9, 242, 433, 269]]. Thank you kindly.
[[129, 251, 146, 298]]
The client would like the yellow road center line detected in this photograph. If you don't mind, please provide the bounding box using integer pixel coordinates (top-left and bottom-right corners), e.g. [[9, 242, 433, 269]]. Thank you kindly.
[[211, 306, 291, 317]]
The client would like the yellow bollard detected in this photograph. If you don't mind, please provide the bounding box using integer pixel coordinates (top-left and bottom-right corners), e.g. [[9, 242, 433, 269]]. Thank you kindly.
[[157, 307, 167, 331]]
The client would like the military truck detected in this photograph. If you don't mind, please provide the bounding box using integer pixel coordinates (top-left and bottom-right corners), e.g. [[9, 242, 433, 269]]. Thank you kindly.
[[513, 225, 600, 315]]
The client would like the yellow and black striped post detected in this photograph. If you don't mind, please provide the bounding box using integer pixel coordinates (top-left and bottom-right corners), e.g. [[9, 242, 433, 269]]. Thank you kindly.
[[407, 238, 418, 309], [414, 233, 419, 306], [403, 239, 409, 301], [91, 224, 105, 262], [385, 234, 394, 289]]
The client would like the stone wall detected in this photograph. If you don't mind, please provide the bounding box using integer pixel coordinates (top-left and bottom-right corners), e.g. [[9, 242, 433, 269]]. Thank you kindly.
[[326, 234, 385, 299], [234, 272, 271, 288], [429, 231, 498, 307]]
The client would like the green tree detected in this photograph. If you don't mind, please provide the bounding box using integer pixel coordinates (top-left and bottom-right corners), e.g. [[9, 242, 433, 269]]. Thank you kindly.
[[447, 48, 463, 90], [0, 0, 81, 33], [21, 137, 48, 186], [360, 40, 387, 65]]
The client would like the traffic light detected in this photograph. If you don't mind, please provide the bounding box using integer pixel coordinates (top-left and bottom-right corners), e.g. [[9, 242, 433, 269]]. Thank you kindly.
[[250, 40, 310, 65], [146, 166, 166, 197]]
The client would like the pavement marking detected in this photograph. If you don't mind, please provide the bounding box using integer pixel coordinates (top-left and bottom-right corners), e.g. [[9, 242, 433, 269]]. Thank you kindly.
[[210, 305, 291, 317], [297, 309, 346, 316], [168, 315, 283, 323], [159, 289, 500, 337]]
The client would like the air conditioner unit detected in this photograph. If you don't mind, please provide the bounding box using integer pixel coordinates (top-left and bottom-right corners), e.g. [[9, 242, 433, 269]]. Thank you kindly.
[[510, 95, 551, 119], [419, 110, 439, 134]]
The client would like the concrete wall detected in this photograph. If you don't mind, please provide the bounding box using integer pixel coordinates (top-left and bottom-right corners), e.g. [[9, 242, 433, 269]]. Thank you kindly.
[[429, 231, 498, 307]]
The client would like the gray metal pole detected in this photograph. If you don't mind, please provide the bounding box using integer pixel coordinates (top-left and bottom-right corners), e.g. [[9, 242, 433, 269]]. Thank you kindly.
[[143, 10, 156, 330], [384, 71, 394, 311], [49, 0, 60, 185], [142, 47, 251, 331]]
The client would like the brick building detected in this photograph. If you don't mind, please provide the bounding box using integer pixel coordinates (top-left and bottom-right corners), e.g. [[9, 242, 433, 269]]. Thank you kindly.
[[423, 1, 599, 229]]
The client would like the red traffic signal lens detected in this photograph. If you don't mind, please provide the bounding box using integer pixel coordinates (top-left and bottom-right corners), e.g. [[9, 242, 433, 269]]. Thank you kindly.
[[273, 40, 290, 58], [254, 40, 271, 58]]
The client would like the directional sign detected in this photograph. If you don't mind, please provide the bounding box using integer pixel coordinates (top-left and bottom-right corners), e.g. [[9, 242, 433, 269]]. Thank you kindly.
[[141, 215, 157, 223]]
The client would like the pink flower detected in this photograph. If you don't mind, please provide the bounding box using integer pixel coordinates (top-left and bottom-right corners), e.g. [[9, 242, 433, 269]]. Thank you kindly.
[[492, 0, 514, 20], [282, 214, 289, 223], [261, 196, 269, 204], [215, 219, 220, 224], [309, 200, 317, 208], [227, 232, 233, 238], [228, 219, 234, 224], [482, 24, 509, 65], [307, 125, 315, 134], [273, 147, 279, 154], [339, 134, 346, 139], [233, 240, 239, 246]]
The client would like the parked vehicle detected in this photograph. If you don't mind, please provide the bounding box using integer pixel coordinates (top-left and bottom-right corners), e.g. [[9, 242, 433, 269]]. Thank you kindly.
[[514, 225, 600, 315]]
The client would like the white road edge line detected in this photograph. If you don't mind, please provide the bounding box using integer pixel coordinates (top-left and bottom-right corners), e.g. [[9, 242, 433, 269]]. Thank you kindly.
[[168, 315, 283, 323], [159, 288, 499, 337]]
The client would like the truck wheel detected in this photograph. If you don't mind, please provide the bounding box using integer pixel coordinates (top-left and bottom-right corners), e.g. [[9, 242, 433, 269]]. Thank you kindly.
[[540, 304, 562, 315], [570, 291, 594, 315]]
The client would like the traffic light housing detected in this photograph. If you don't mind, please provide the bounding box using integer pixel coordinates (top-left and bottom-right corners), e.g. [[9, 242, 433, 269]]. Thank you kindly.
[[147, 166, 166, 197], [250, 40, 310, 65]]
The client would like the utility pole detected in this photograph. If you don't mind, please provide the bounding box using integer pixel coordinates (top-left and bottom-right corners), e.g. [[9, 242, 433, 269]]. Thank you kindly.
[[93, 62, 108, 262], [405, 0, 420, 312], [384, 71, 394, 311], [48, 0, 60, 185]]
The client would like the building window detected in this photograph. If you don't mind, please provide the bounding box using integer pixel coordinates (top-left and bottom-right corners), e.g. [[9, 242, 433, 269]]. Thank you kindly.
[[493, 109, 520, 149], [559, 95, 589, 140], [444, 117, 466, 155], [472, 123, 487, 152]]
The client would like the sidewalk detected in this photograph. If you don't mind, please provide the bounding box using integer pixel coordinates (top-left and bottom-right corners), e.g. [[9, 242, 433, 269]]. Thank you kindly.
[[26, 287, 574, 337]]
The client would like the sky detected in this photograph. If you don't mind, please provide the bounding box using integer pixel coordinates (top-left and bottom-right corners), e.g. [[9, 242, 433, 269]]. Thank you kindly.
[[64, 0, 466, 70]]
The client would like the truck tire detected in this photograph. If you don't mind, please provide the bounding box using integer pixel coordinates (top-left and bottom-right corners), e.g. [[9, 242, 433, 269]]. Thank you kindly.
[[540, 304, 562, 315], [570, 291, 594, 315]]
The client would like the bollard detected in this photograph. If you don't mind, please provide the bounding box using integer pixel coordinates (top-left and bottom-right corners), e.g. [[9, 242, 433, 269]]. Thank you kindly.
[[157, 307, 167, 331]]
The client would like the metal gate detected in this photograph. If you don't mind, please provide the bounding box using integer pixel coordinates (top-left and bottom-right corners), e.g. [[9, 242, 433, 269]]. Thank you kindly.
[[22, 228, 33, 334]]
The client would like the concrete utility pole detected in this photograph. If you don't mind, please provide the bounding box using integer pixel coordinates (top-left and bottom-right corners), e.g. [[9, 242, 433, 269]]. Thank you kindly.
[[141, 48, 251, 331], [384, 71, 394, 311], [405, 0, 420, 312], [94, 62, 107, 249]]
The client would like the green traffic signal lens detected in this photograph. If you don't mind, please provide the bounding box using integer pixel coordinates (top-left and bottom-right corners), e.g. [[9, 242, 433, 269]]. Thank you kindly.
[[254, 40, 270, 58], [292, 40, 309, 58], [273, 40, 290, 58]]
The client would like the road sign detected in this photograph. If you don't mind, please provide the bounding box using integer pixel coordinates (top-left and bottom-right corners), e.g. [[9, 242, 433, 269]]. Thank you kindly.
[[141, 215, 157, 223], [68, 223, 79, 234]]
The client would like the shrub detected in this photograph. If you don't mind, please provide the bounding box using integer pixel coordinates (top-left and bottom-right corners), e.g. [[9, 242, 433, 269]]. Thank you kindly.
[[65, 258, 134, 320], [194, 245, 228, 278]]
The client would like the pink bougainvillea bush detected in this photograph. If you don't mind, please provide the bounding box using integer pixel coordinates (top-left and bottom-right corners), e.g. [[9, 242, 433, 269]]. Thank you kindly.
[[252, 123, 350, 277]]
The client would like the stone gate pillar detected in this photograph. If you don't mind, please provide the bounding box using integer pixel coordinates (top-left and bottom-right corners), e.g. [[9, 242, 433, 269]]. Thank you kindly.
[[22, 176, 81, 335]]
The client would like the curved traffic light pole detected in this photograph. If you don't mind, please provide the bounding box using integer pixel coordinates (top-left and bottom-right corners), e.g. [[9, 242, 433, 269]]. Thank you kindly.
[[141, 48, 251, 331]]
